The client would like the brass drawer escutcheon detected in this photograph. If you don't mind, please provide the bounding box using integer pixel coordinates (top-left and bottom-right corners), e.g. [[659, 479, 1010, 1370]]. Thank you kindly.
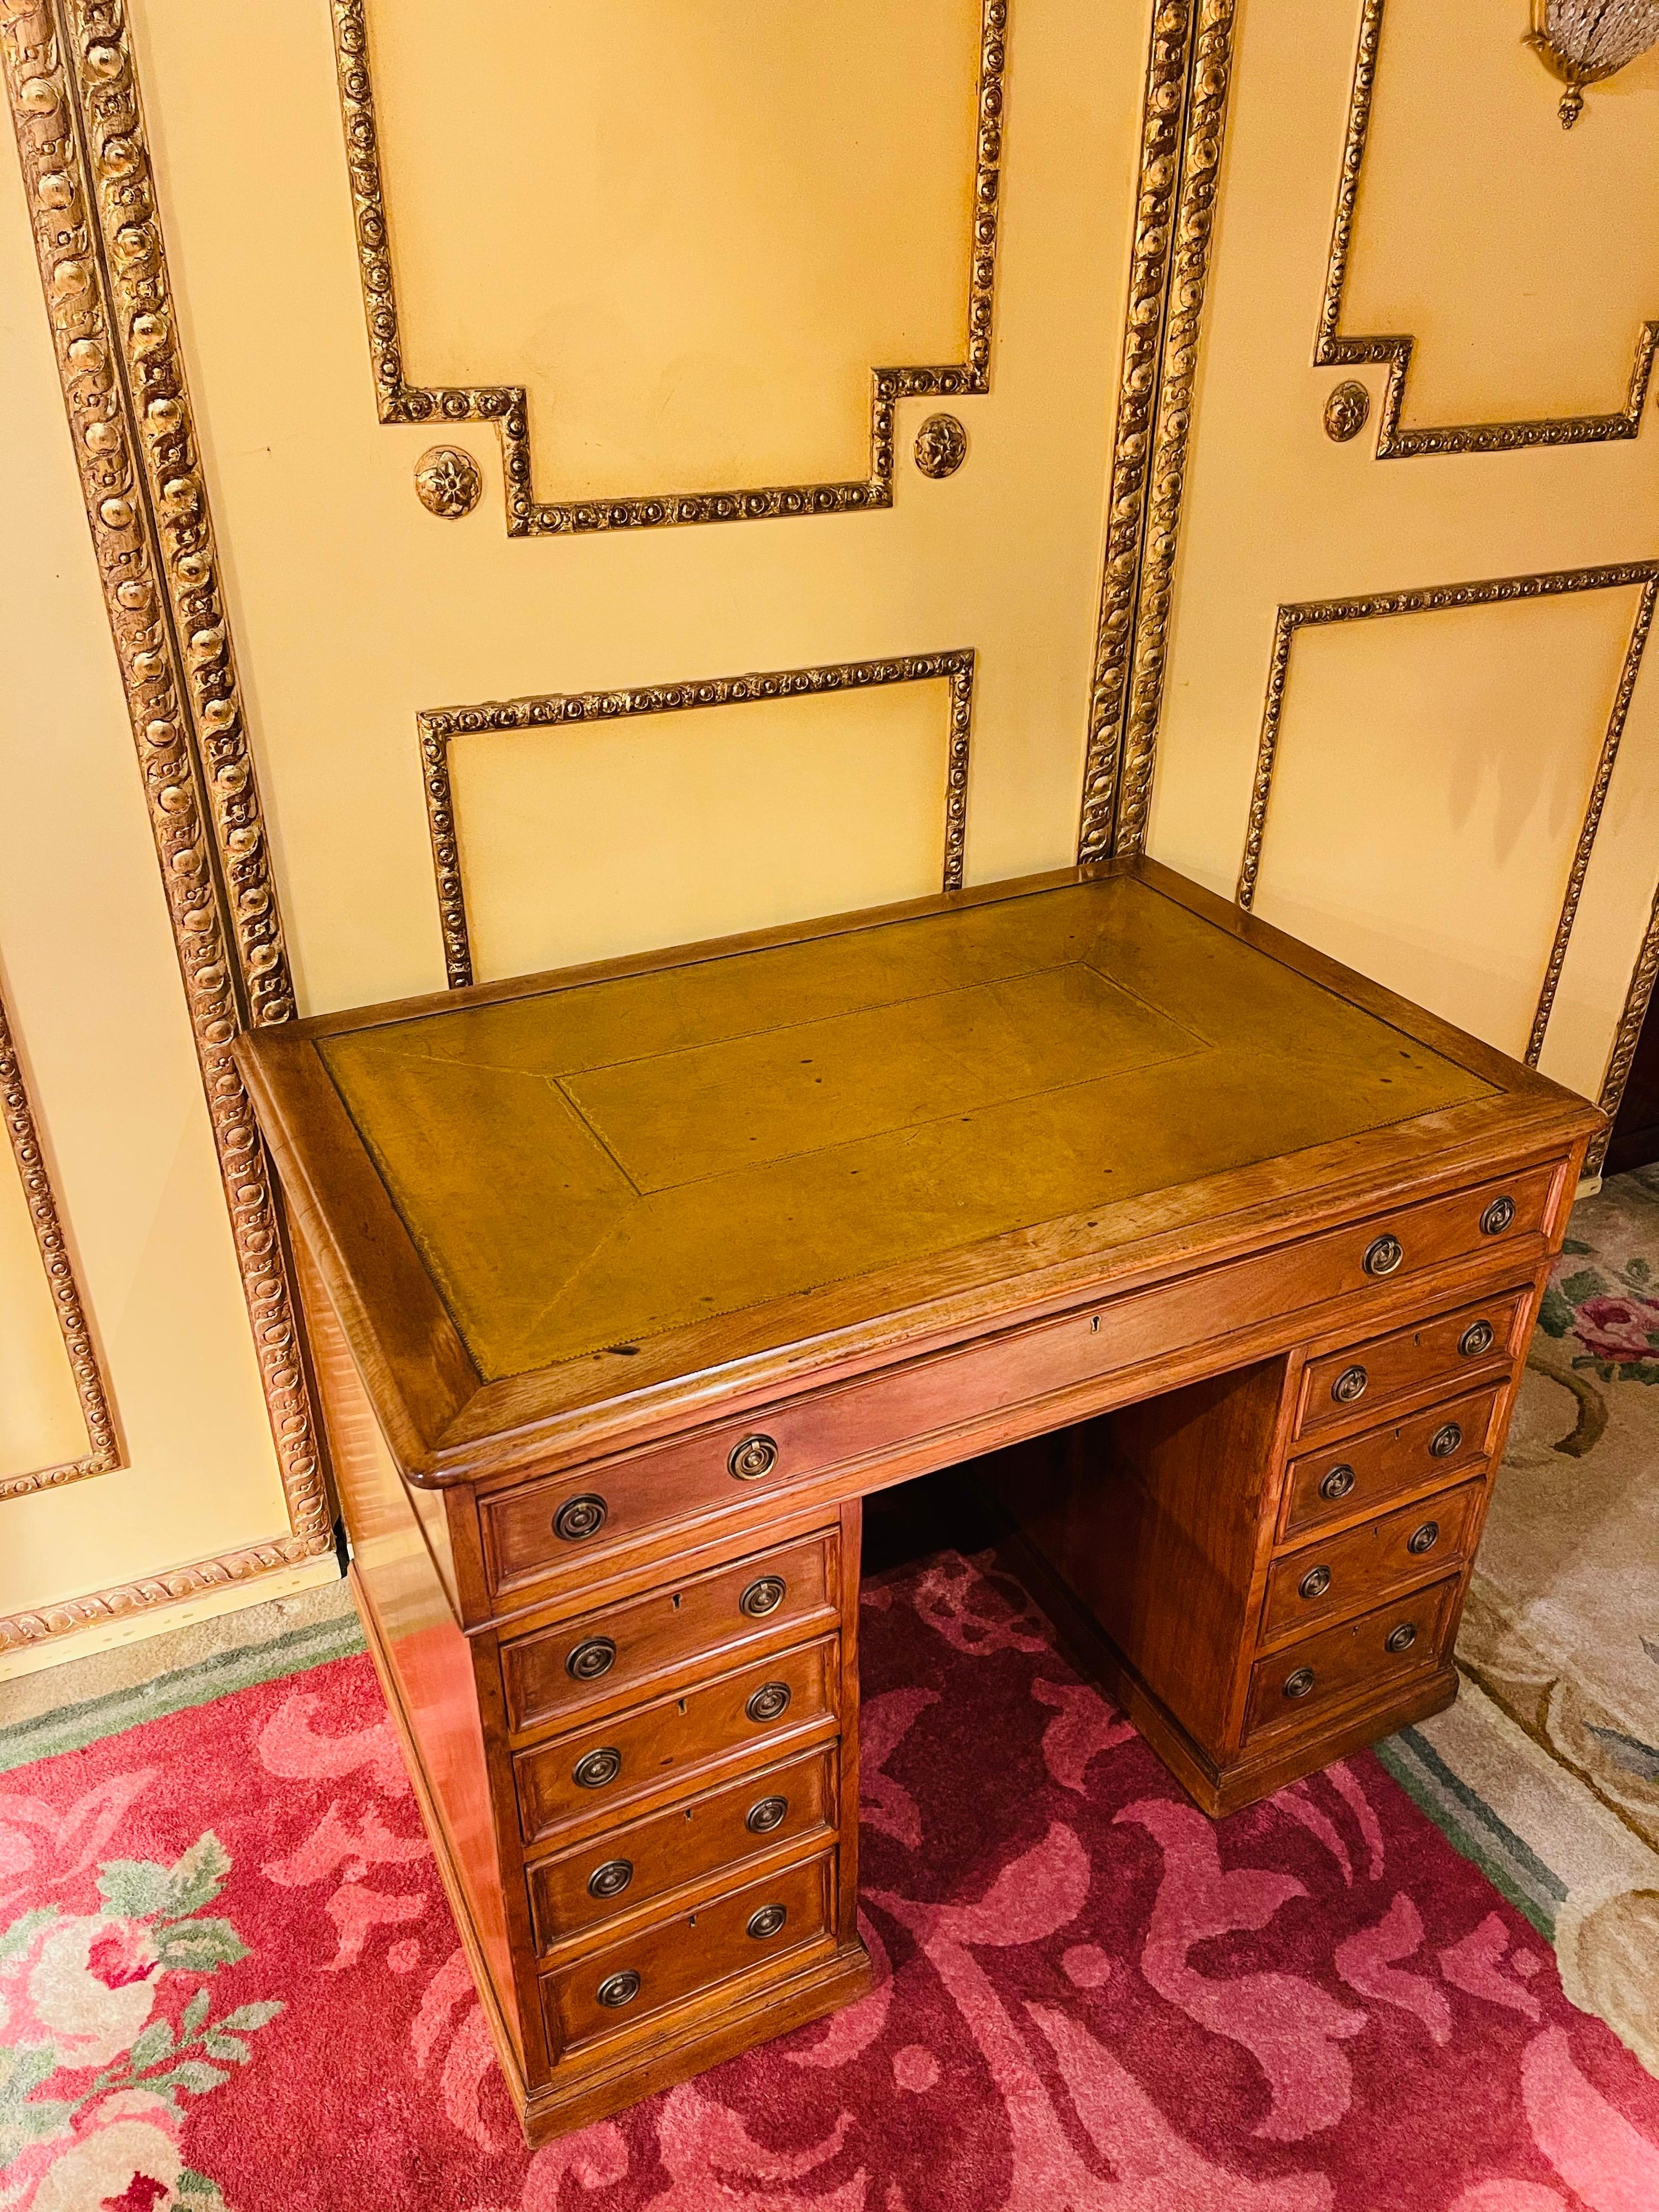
[[1459, 1319, 1494, 1359], [1332, 1365, 1368, 1405], [587, 1859, 633, 1901], [1298, 1565, 1332, 1601], [596, 1969, 641, 2008], [1319, 1464, 1357, 1502], [1429, 1423, 1462, 1458], [1481, 1196, 1515, 1235], [745, 1682, 791, 1724], [740, 1576, 786, 1619], [746, 1794, 789, 1834], [1406, 1520, 1440, 1555], [747, 1904, 788, 1940]]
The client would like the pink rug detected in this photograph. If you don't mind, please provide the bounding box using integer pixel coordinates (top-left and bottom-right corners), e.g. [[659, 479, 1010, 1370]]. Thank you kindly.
[[3, 1550, 1658, 2211]]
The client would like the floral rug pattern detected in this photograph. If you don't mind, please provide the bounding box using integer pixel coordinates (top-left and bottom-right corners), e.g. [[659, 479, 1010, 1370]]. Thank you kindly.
[[4, 1552, 1659, 2210], [0, 1824, 280, 2210]]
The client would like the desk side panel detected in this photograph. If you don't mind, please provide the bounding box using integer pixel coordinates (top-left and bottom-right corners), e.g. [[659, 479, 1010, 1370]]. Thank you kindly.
[[291, 1229, 534, 2072]]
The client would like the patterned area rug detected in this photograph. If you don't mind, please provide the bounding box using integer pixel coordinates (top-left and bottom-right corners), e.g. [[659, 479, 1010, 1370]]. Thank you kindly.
[[1379, 1168, 1659, 2076], [4, 1551, 1659, 2211]]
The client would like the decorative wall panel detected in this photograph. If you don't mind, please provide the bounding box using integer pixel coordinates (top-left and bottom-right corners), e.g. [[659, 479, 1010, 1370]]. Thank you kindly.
[[1143, 0, 1659, 1180], [0, 981, 119, 1501], [1, 0, 332, 1648], [422, 655, 975, 988], [332, 0, 1006, 534], [1317, 0, 1659, 455], [1235, 566, 1657, 1069]]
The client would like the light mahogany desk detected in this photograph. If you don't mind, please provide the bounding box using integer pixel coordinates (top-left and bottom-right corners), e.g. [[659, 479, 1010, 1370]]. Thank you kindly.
[[238, 859, 1599, 2143]]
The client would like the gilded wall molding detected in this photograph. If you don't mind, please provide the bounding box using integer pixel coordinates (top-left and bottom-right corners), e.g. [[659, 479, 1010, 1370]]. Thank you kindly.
[[0, 1538, 334, 1658], [3, 0, 332, 1613], [330, 0, 1006, 537], [0, 982, 121, 1503], [420, 653, 978, 989], [1317, 0, 1659, 459], [1234, 562, 1659, 1083], [1078, 0, 1238, 861]]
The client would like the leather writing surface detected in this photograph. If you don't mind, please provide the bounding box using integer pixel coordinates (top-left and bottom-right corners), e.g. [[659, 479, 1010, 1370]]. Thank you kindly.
[[318, 876, 1492, 1380]]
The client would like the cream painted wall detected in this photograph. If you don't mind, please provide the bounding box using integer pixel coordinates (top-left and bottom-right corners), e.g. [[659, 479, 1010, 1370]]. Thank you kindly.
[[1148, 0, 1659, 1112], [130, 0, 1147, 1014], [0, 142, 335, 1667]]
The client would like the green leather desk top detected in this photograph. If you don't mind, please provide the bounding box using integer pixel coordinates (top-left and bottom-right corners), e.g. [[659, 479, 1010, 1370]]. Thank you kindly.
[[315, 871, 1495, 1384]]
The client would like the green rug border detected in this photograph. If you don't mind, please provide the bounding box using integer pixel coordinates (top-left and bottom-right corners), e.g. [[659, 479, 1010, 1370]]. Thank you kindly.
[[1375, 1722, 1567, 1940], [0, 1611, 367, 1776]]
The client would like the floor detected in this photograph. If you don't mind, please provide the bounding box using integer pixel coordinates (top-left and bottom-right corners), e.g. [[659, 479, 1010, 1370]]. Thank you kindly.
[[6, 1549, 1658, 2211]]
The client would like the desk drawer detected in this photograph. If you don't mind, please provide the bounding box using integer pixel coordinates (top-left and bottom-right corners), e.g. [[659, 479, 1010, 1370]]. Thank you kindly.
[[514, 1637, 837, 1845], [1260, 1482, 1481, 1645], [541, 1850, 835, 2056], [1296, 1286, 1530, 1438], [1244, 1579, 1457, 1746], [481, 1161, 1560, 1611], [1279, 1385, 1504, 1540], [528, 1746, 836, 1955], [501, 1531, 838, 1738]]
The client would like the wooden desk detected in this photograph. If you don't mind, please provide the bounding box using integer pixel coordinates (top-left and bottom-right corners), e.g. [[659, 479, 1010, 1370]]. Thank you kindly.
[[237, 859, 1599, 2143]]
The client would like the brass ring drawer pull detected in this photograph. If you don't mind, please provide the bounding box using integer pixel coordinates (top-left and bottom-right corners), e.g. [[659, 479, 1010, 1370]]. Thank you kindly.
[[1481, 1195, 1515, 1235], [745, 1682, 791, 1724], [573, 1746, 622, 1790], [747, 1904, 788, 1940], [1459, 1319, 1494, 1359], [554, 1493, 607, 1543], [740, 1575, 786, 1619], [729, 1434, 778, 1481], [1319, 1463, 1356, 1502], [1429, 1423, 1462, 1459], [565, 1636, 616, 1682], [746, 1794, 788, 1834], [1332, 1365, 1368, 1405], [1364, 1234, 1403, 1277], [587, 1858, 633, 1901], [596, 1969, 641, 2008], [1283, 1667, 1317, 1700], [1298, 1564, 1331, 1601], [1386, 1620, 1418, 1653], [1407, 1520, 1440, 1555]]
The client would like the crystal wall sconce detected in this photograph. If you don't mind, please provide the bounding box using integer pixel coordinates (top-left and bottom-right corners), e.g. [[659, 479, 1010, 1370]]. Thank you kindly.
[[1526, 1, 1659, 128]]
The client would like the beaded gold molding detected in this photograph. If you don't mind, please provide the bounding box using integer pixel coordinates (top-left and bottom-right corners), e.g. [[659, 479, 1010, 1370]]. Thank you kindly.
[[1317, 0, 1659, 459], [2, 0, 332, 1629], [1078, 0, 1237, 862], [0, 983, 120, 1503], [420, 653, 977, 989], [331, 0, 1006, 536], [1235, 563, 1659, 1085]]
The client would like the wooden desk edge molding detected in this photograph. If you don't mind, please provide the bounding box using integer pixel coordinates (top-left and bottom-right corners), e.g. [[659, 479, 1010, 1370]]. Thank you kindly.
[[237, 857, 1600, 2142]]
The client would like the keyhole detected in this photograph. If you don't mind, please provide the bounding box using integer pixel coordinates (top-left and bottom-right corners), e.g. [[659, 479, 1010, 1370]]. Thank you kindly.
[[1090, 1316, 1100, 1333], [671, 1594, 681, 1610]]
